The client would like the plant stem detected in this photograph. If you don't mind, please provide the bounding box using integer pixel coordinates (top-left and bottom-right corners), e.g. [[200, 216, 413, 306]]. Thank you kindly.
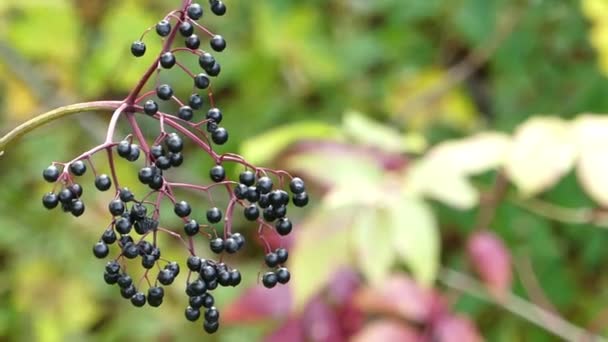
[[0, 101, 122, 156], [438, 267, 606, 341]]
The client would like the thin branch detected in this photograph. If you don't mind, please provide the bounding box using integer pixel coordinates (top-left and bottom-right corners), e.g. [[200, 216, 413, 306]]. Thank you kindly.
[[438, 267, 607, 341], [0, 101, 122, 156]]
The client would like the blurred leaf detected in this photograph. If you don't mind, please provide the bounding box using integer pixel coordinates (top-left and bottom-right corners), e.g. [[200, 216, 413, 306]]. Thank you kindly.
[[266, 318, 304, 342], [290, 208, 353, 310], [240, 121, 343, 165], [504, 117, 576, 196], [467, 230, 512, 300], [353, 275, 438, 322], [353, 208, 396, 284], [351, 320, 420, 342], [300, 297, 346, 342], [223, 285, 291, 323], [390, 196, 439, 285], [405, 157, 479, 209], [573, 115, 608, 206], [342, 110, 416, 153]]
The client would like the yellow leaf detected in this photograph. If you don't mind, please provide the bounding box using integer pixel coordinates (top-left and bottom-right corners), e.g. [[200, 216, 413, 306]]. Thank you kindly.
[[573, 115, 608, 205], [353, 208, 396, 284], [504, 117, 576, 196]]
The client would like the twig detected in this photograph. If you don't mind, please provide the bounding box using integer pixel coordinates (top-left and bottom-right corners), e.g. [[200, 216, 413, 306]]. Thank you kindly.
[[438, 267, 607, 341], [474, 171, 509, 230], [0, 101, 122, 156]]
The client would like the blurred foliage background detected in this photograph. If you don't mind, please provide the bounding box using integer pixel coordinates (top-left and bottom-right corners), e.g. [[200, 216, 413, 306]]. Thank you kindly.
[[3, 0, 608, 341]]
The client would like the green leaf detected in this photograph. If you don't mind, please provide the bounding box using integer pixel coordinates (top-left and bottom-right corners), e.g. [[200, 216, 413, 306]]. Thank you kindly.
[[290, 206, 353, 310], [504, 117, 576, 196], [390, 196, 439, 286], [239, 121, 343, 165], [342, 111, 414, 153], [353, 208, 396, 284]]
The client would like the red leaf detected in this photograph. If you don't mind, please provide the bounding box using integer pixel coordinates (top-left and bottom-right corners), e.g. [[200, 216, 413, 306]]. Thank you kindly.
[[301, 297, 347, 342], [351, 320, 421, 342], [353, 275, 443, 322], [266, 318, 304, 342], [326, 267, 361, 306], [467, 230, 512, 299], [223, 285, 292, 323], [433, 315, 483, 342]]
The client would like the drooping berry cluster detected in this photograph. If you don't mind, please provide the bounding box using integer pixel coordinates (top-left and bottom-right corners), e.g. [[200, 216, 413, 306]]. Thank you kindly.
[[39, 1, 309, 335]]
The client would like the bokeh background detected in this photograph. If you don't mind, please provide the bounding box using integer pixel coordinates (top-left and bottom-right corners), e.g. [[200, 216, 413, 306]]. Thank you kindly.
[[3, 0, 608, 341]]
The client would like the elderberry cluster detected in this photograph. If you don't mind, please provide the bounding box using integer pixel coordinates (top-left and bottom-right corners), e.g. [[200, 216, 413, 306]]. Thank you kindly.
[[38, 1, 310, 335]]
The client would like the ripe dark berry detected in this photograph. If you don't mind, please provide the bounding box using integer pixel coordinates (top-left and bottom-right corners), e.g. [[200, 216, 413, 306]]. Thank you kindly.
[[155, 156, 171, 170], [178, 105, 194, 121], [258, 194, 271, 208], [257, 177, 273, 194], [156, 20, 171, 37], [93, 242, 109, 258], [151, 145, 165, 159], [201, 265, 217, 281], [169, 152, 184, 167], [131, 292, 147, 307], [206, 121, 218, 133], [138, 167, 154, 184], [119, 188, 135, 202], [189, 93, 204, 109], [42, 192, 59, 209], [234, 184, 248, 199], [143, 100, 159, 115], [166, 262, 180, 276], [209, 238, 224, 254], [187, 255, 202, 271], [289, 177, 306, 194], [263, 206, 276, 222], [209, 165, 225, 182], [190, 296, 204, 309], [211, 1, 227, 16], [210, 35, 226, 52], [69, 160, 87, 176], [131, 41, 146, 57], [265, 253, 279, 268], [205, 307, 220, 322], [239, 170, 255, 186], [115, 217, 132, 234], [156, 83, 174, 100], [119, 235, 134, 247], [70, 200, 85, 217], [102, 229, 117, 244], [108, 199, 126, 216], [229, 269, 241, 286], [217, 270, 231, 286], [141, 254, 156, 269], [174, 201, 192, 218], [207, 62, 221, 77], [246, 186, 260, 203], [127, 144, 140, 162], [104, 272, 120, 285], [68, 183, 83, 198], [121, 285, 137, 299], [184, 219, 200, 236], [157, 269, 175, 285], [276, 248, 288, 263], [185, 306, 201, 321], [206, 108, 222, 123], [117, 274, 133, 289], [276, 267, 291, 284], [201, 293, 215, 308], [194, 73, 210, 89], [243, 205, 259, 221], [207, 278, 219, 290], [148, 287, 164, 307], [211, 127, 228, 145], [187, 3, 204, 20], [160, 51, 176, 69], [199, 52, 215, 69], [204, 321, 219, 334], [206, 207, 222, 223], [165, 133, 183, 153], [185, 34, 201, 49], [224, 238, 239, 254], [43, 165, 60, 182], [232, 233, 245, 249], [149, 173, 164, 190], [58, 188, 74, 204], [123, 243, 139, 259], [138, 241, 154, 255], [187, 279, 207, 296], [95, 174, 112, 191], [274, 205, 287, 218], [262, 272, 278, 288], [106, 260, 121, 274], [293, 192, 309, 207], [179, 21, 194, 37], [117, 140, 131, 157]]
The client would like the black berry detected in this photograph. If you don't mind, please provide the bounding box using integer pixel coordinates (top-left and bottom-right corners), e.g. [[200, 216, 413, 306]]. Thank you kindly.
[[209, 165, 225, 182], [43, 165, 60, 182], [265, 253, 279, 268], [185, 34, 201, 49], [187, 3, 204, 20], [131, 41, 146, 57], [189, 93, 204, 109], [184, 219, 200, 236], [293, 192, 309, 207], [276, 267, 291, 284], [156, 84, 174, 100], [209, 238, 224, 254], [262, 272, 278, 288], [211, 1, 227, 16], [206, 108, 222, 123], [206, 207, 222, 223], [95, 174, 112, 191], [210, 35, 226, 52], [93, 242, 109, 258], [69, 160, 87, 176], [194, 73, 210, 89], [211, 127, 228, 145], [156, 20, 172, 37], [275, 217, 292, 236], [186, 306, 201, 321], [179, 21, 194, 37], [178, 106, 194, 121], [42, 192, 59, 209], [143, 100, 159, 115]]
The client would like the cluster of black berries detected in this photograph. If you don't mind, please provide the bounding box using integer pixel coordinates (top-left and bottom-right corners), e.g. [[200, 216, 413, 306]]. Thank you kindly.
[[262, 248, 290, 288], [185, 256, 240, 333], [38, 1, 312, 336]]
